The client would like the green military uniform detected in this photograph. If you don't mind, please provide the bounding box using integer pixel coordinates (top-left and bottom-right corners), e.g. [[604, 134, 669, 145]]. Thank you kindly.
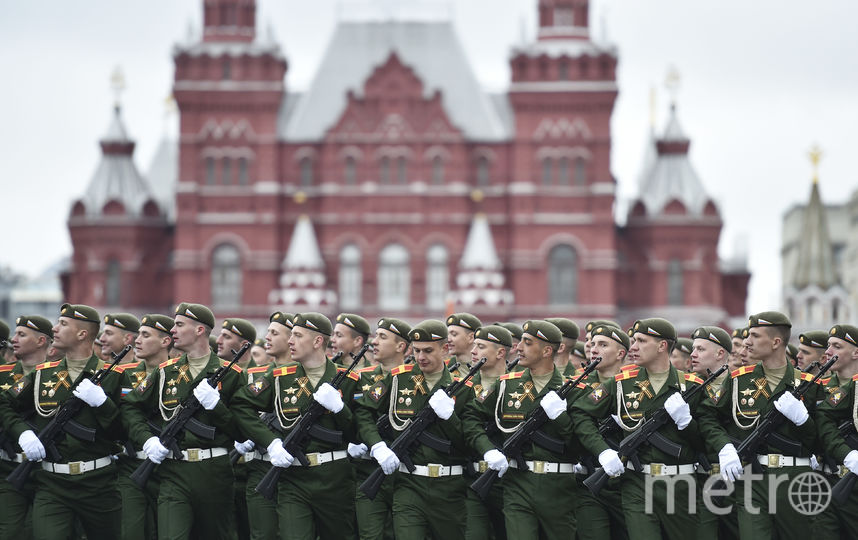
[[0, 360, 36, 540]]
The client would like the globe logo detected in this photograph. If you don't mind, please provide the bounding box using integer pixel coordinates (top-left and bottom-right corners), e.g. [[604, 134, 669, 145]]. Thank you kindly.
[[788, 472, 831, 516]]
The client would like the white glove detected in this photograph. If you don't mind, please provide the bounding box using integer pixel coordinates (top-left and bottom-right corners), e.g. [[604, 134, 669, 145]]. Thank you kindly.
[[143, 436, 170, 464], [72, 378, 107, 408], [540, 391, 566, 420], [18, 430, 46, 461], [598, 449, 624, 477], [483, 448, 509, 478], [234, 439, 255, 454], [572, 462, 585, 474], [773, 393, 809, 426], [348, 442, 368, 459], [194, 380, 220, 410], [267, 439, 294, 468], [611, 414, 623, 427], [428, 391, 455, 420], [810, 455, 820, 471], [313, 383, 344, 414], [718, 443, 743, 483], [664, 393, 692, 430], [844, 450, 858, 475], [371, 441, 400, 475]]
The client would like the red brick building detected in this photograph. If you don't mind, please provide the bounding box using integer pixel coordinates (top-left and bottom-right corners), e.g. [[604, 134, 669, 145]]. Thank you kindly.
[[63, 0, 749, 332]]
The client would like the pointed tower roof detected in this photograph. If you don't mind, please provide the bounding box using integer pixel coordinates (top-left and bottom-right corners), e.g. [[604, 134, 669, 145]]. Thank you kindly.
[[284, 215, 324, 270], [145, 136, 178, 221], [269, 216, 336, 308], [792, 180, 838, 289], [449, 214, 513, 308], [460, 214, 501, 270]]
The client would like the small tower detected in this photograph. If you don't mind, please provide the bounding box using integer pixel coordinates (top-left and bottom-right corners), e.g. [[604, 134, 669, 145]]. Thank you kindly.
[[269, 216, 337, 309], [202, 0, 256, 42], [448, 214, 514, 313]]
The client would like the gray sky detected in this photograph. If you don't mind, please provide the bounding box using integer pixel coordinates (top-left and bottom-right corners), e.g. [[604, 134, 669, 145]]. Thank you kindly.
[[2, 0, 856, 314]]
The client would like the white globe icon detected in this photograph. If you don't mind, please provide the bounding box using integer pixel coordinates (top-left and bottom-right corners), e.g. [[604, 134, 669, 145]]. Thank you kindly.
[[788, 472, 831, 516]]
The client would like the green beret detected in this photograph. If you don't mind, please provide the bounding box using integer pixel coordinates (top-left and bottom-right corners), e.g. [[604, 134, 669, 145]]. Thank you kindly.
[[591, 323, 630, 350], [269, 311, 295, 329], [522, 320, 562, 345], [675, 338, 693, 354], [585, 320, 620, 335], [253, 338, 266, 348], [495, 322, 523, 341], [829, 324, 858, 347], [446, 313, 481, 332], [293, 313, 332, 336], [692, 326, 732, 353], [545, 318, 579, 341], [0, 319, 9, 342], [409, 320, 448, 342], [60, 303, 100, 324], [799, 330, 830, 349], [572, 342, 586, 358], [748, 311, 791, 329], [377, 318, 412, 341], [15, 315, 53, 338], [631, 318, 676, 342], [175, 302, 215, 328], [336, 313, 370, 337], [209, 335, 217, 352], [786, 344, 798, 362], [474, 325, 513, 348], [731, 327, 747, 339], [140, 314, 174, 335], [103, 313, 140, 333], [222, 318, 257, 342]]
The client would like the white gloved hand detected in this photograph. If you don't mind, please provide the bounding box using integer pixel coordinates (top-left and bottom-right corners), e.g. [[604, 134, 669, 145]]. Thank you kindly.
[[18, 430, 46, 461], [844, 450, 858, 475], [773, 393, 809, 426], [371, 441, 400, 475], [598, 449, 624, 477], [718, 443, 743, 483], [540, 391, 566, 420], [193, 380, 220, 410], [483, 448, 509, 478], [348, 442, 368, 459], [72, 378, 107, 408], [143, 436, 170, 464], [572, 462, 585, 474], [428, 391, 455, 420], [611, 414, 623, 427], [664, 393, 692, 430], [267, 439, 294, 468], [810, 455, 820, 471], [234, 439, 255, 454], [313, 383, 344, 414]]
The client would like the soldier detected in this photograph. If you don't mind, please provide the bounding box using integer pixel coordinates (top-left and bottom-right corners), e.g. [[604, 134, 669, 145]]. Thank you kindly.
[[331, 313, 372, 367], [698, 312, 816, 540], [232, 312, 359, 540], [447, 313, 482, 371], [582, 320, 621, 362], [100, 313, 141, 365], [495, 322, 523, 354], [265, 311, 294, 367], [545, 318, 579, 377], [121, 302, 246, 540], [0, 319, 10, 362], [250, 338, 268, 366], [796, 330, 829, 372], [786, 344, 799, 368], [0, 304, 123, 539], [571, 342, 587, 366], [728, 328, 748, 370], [670, 337, 693, 372]]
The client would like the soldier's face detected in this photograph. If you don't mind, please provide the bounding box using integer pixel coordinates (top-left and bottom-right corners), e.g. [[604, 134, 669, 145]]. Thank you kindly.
[[289, 327, 322, 363], [100, 326, 129, 356], [135, 327, 168, 360], [630, 334, 666, 367], [744, 328, 774, 361], [412, 342, 444, 374], [372, 328, 400, 363], [250, 346, 267, 365], [331, 324, 359, 356], [471, 338, 504, 371], [52, 317, 80, 352], [11, 327, 43, 358], [518, 334, 549, 368], [216, 329, 243, 360], [590, 335, 623, 371], [796, 345, 824, 370], [669, 349, 691, 371], [447, 327, 473, 356], [265, 323, 291, 357], [584, 332, 593, 358], [171, 315, 201, 351], [826, 338, 858, 373], [691, 339, 721, 375]]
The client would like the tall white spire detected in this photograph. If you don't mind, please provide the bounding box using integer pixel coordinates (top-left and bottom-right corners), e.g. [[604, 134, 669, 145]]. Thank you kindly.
[[449, 214, 513, 308], [269, 216, 336, 307]]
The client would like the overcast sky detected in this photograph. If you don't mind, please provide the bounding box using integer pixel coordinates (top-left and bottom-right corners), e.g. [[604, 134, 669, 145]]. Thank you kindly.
[[2, 0, 856, 314]]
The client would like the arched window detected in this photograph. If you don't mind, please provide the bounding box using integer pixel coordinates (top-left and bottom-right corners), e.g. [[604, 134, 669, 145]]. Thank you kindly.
[[548, 245, 577, 305], [378, 244, 410, 310], [221, 157, 232, 185], [339, 244, 361, 310], [476, 156, 490, 186], [542, 158, 553, 185], [397, 156, 408, 184], [432, 156, 444, 185], [105, 259, 121, 307], [558, 59, 569, 81], [558, 157, 570, 185], [238, 158, 248, 185], [222, 58, 231, 80], [425, 245, 449, 311], [667, 259, 683, 305], [574, 157, 587, 185], [205, 157, 215, 185], [380, 157, 391, 185], [212, 244, 242, 308], [300, 157, 314, 186], [344, 156, 357, 185]]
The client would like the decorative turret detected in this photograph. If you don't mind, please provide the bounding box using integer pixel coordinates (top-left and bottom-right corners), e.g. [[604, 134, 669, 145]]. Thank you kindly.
[[537, 0, 591, 41], [202, 0, 256, 43], [448, 214, 513, 308], [269, 216, 337, 308]]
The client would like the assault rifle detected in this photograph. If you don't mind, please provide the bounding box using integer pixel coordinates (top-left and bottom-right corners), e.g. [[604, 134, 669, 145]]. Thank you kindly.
[[470, 358, 601, 500], [7, 345, 131, 491], [255, 346, 368, 500], [360, 358, 485, 500], [130, 342, 251, 489], [506, 357, 520, 371], [829, 401, 858, 505]]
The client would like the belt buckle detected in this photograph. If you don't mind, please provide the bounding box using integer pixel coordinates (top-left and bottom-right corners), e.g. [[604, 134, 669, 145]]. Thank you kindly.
[[533, 461, 546, 474], [650, 463, 664, 476], [839, 465, 849, 478], [68, 461, 83, 475], [428, 464, 441, 478], [710, 463, 720, 476], [187, 449, 200, 462], [308, 453, 320, 467], [768, 454, 782, 468], [478, 460, 487, 473], [237, 455, 246, 464]]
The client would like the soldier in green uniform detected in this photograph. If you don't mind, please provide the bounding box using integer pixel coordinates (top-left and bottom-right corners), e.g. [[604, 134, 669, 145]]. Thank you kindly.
[[331, 313, 372, 368], [100, 313, 140, 366], [571, 342, 587, 366], [250, 338, 269, 367], [0, 315, 53, 539], [698, 311, 817, 540], [447, 313, 482, 372], [0, 304, 123, 540], [796, 330, 829, 373], [786, 344, 799, 368], [231, 312, 359, 540], [545, 318, 579, 377], [495, 322, 522, 353], [728, 328, 750, 370], [582, 320, 621, 363], [670, 337, 693, 372], [357, 319, 472, 540], [121, 302, 246, 540]]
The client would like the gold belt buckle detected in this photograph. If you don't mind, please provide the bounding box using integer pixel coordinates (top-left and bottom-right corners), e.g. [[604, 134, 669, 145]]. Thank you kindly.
[[533, 461, 546, 474], [308, 453, 320, 467], [68, 461, 83, 475], [839, 465, 849, 478], [710, 463, 720, 476], [650, 463, 664, 476], [768, 454, 782, 468], [187, 449, 200, 462], [428, 464, 441, 478], [478, 460, 488, 473]]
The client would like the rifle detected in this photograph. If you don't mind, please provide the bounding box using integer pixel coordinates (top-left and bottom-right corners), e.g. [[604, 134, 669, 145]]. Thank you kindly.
[[255, 346, 368, 500], [506, 357, 520, 371], [404, 355, 415, 364], [130, 342, 251, 489], [584, 363, 728, 496], [829, 391, 858, 505], [7, 345, 131, 491], [229, 411, 283, 466], [469, 358, 601, 500], [360, 358, 486, 500]]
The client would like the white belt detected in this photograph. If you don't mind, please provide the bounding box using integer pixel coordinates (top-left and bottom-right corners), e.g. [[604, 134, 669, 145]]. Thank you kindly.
[[244, 450, 271, 462], [42, 456, 113, 475], [755, 454, 812, 469], [509, 460, 575, 474], [399, 463, 464, 477], [121, 448, 147, 460], [0, 450, 24, 463], [170, 447, 229, 462], [629, 462, 697, 476], [292, 450, 348, 467]]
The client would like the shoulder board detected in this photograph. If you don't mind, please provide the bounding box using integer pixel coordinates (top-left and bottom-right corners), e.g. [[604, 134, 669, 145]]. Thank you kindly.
[[36, 361, 61, 371], [247, 365, 270, 374], [798, 372, 816, 383], [574, 368, 585, 375], [357, 365, 379, 373], [620, 364, 640, 371], [0, 363, 15, 372], [335, 367, 360, 381], [159, 358, 179, 369], [391, 364, 414, 376], [852, 373, 858, 382], [576, 382, 588, 390], [221, 360, 243, 373], [461, 379, 474, 387], [731, 366, 755, 379], [821, 377, 831, 385], [685, 373, 705, 385], [615, 369, 639, 381], [112, 364, 130, 373], [500, 370, 525, 381], [273, 365, 298, 377]]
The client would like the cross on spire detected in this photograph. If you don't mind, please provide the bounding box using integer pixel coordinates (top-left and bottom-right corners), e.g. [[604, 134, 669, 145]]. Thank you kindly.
[[808, 144, 823, 185], [110, 66, 126, 108], [664, 65, 680, 107]]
